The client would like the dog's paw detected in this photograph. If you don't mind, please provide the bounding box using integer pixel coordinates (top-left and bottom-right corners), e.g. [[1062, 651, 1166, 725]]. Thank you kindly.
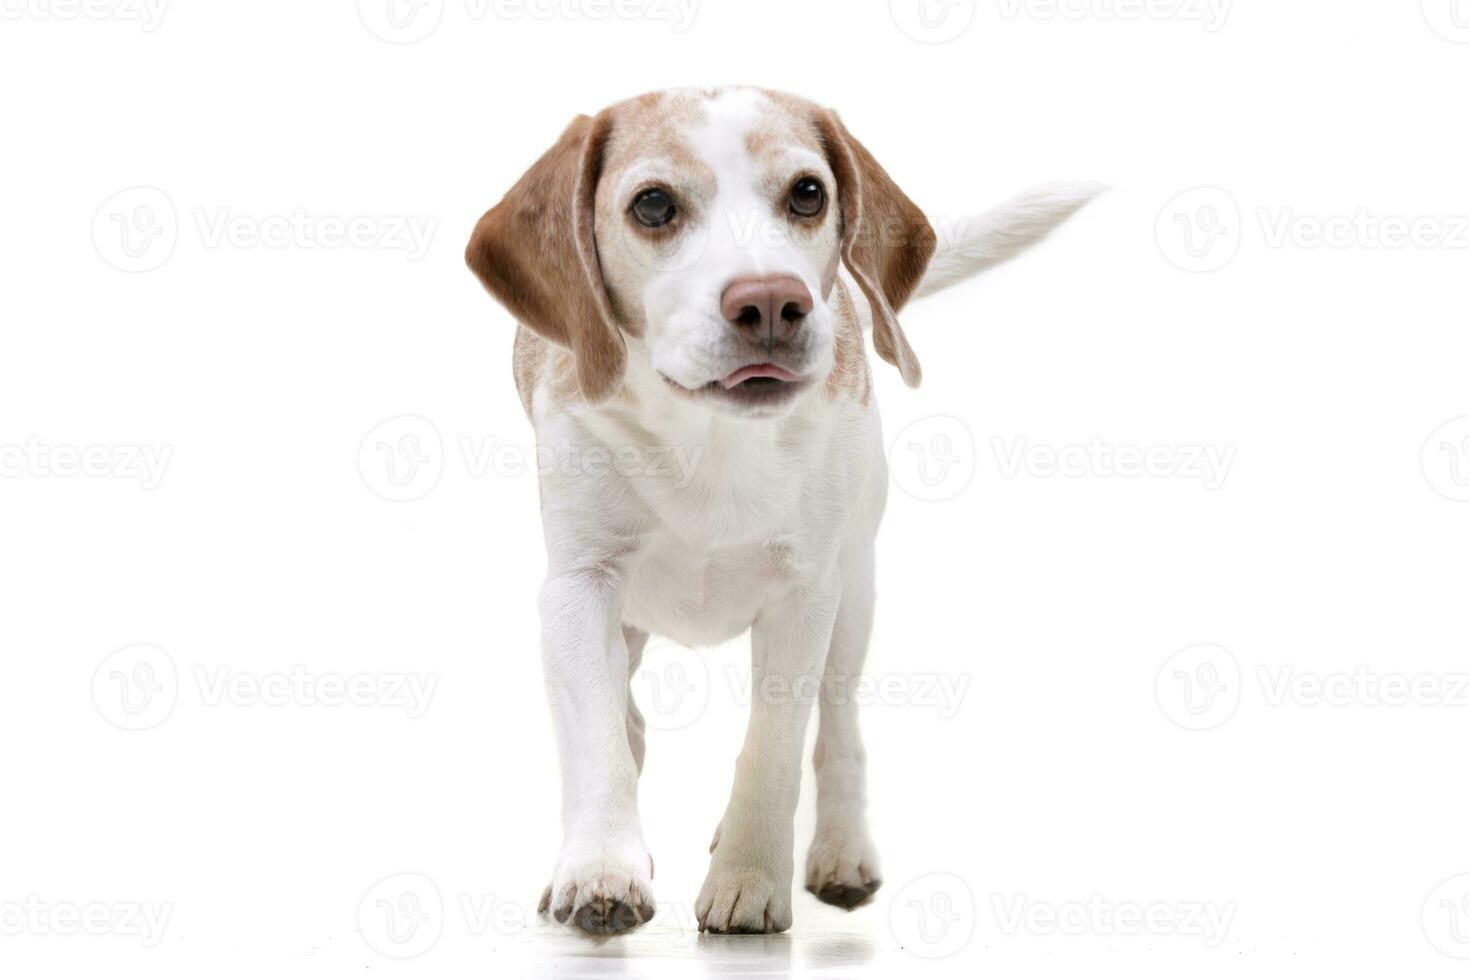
[[804, 826, 881, 910], [696, 848, 792, 934], [539, 842, 655, 935]]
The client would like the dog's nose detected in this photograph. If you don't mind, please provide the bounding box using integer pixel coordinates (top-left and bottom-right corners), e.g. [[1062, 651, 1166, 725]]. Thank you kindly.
[[720, 276, 813, 346]]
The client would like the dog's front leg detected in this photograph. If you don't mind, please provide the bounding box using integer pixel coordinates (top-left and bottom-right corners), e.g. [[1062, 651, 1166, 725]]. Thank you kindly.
[[535, 565, 654, 935], [697, 581, 840, 934]]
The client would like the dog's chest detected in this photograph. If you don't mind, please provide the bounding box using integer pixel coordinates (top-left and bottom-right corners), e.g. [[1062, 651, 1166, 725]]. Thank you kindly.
[[618, 433, 819, 646], [576, 390, 876, 646], [622, 531, 805, 647]]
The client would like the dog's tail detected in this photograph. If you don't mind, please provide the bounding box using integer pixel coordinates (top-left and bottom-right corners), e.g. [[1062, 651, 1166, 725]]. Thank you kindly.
[[913, 181, 1103, 300]]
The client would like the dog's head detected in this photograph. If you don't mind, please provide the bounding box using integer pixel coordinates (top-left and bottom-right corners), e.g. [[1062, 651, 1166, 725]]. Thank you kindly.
[[467, 87, 934, 418]]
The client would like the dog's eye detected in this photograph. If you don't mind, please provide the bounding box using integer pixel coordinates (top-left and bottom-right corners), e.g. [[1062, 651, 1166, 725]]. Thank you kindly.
[[789, 178, 825, 218], [630, 188, 677, 228]]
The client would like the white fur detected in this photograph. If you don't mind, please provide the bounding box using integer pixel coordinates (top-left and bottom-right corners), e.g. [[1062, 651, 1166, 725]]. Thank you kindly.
[[524, 89, 1092, 935], [916, 181, 1104, 299]]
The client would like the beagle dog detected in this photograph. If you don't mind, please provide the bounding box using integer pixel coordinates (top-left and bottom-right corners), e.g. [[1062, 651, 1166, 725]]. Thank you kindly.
[[466, 86, 1095, 935]]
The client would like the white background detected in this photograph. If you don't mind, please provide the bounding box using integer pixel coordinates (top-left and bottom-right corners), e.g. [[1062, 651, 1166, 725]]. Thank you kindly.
[[3, 0, 1468, 976]]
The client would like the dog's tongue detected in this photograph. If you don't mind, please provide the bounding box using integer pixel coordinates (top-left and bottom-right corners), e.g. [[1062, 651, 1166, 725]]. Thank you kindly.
[[721, 364, 801, 389]]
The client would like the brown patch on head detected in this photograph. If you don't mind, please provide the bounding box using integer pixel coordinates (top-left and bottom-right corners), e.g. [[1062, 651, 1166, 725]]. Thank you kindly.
[[741, 108, 822, 165], [599, 90, 710, 180], [823, 279, 870, 406], [589, 90, 720, 331], [751, 89, 829, 160]]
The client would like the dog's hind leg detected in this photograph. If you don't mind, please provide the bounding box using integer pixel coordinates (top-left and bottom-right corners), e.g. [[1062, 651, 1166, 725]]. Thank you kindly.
[[804, 539, 883, 910], [696, 579, 841, 934]]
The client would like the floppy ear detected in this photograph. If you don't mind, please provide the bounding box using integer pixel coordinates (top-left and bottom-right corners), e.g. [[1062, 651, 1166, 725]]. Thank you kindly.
[[814, 109, 936, 388], [465, 112, 626, 403]]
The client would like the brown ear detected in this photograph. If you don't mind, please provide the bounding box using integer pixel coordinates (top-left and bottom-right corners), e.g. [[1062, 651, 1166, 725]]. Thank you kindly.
[[465, 112, 626, 403], [814, 110, 935, 388]]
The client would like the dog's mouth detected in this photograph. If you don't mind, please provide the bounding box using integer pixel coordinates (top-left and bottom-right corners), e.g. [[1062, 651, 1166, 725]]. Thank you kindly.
[[719, 363, 802, 390], [660, 362, 810, 413]]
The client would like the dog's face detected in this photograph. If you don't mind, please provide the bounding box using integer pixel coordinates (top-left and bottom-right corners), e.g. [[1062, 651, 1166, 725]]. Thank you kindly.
[[594, 90, 843, 417], [467, 87, 935, 418]]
